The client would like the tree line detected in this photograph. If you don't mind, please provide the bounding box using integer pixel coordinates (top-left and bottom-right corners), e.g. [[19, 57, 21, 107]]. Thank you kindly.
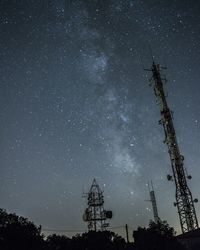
[[0, 208, 197, 250]]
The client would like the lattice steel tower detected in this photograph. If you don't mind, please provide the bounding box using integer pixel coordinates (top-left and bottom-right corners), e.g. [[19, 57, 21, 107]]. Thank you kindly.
[[148, 181, 160, 223], [83, 179, 112, 231], [148, 61, 198, 233]]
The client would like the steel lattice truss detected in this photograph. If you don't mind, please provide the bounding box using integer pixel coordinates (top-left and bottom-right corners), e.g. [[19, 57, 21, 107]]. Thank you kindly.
[[148, 62, 198, 233], [83, 179, 112, 231]]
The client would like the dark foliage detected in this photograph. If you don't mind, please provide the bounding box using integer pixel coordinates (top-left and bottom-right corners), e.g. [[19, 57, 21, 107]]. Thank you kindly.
[[0, 208, 44, 250], [133, 220, 186, 250], [46, 230, 132, 250], [0, 208, 193, 250], [191, 242, 200, 250], [71, 230, 127, 250], [0, 208, 133, 250], [46, 234, 71, 250]]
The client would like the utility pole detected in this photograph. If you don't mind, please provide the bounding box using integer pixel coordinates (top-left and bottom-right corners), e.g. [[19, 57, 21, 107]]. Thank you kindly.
[[125, 224, 129, 243], [147, 61, 198, 233]]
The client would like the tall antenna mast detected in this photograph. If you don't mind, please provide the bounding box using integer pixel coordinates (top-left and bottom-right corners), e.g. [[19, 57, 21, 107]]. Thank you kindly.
[[148, 181, 160, 223], [147, 61, 198, 233], [83, 179, 112, 231]]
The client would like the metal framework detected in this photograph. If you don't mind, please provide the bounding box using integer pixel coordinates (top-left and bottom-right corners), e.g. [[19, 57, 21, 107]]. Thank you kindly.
[[148, 181, 160, 223], [83, 179, 112, 231], [148, 61, 198, 233]]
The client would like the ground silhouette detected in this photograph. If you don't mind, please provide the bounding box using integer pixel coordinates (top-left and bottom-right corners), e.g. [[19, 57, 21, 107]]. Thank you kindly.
[[0, 208, 189, 250], [0, 208, 44, 250], [133, 220, 185, 250]]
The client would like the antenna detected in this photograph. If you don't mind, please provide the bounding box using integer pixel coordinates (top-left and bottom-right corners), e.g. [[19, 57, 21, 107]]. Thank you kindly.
[[145, 181, 160, 223], [149, 45, 154, 63], [83, 179, 113, 231], [149, 181, 160, 223]]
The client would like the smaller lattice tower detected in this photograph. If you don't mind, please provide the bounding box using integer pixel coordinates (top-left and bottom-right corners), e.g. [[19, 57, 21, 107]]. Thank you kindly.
[[148, 181, 160, 223], [83, 179, 112, 231]]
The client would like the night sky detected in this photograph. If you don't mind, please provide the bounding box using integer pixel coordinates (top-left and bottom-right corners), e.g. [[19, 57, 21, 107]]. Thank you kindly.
[[1, 0, 200, 238]]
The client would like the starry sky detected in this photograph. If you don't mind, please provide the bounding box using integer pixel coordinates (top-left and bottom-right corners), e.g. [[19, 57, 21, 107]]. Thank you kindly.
[[0, 0, 200, 238]]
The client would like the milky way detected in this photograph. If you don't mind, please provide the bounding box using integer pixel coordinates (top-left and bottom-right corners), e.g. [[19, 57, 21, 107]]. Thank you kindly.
[[0, 0, 200, 238]]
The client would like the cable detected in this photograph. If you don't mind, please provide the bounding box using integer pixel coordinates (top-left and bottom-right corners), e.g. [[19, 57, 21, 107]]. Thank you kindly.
[[42, 225, 127, 233]]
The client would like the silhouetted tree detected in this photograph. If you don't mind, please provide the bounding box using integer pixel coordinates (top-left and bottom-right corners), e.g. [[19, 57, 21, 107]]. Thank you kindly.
[[46, 234, 71, 250], [133, 220, 185, 250], [0, 208, 44, 250], [70, 230, 127, 250], [191, 242, 200, 250]]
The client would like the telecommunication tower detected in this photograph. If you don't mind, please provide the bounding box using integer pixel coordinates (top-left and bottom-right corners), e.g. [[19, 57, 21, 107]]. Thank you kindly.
[[147, 181, 160, 223], [83, 179, 112, 231], [147, 61, 198, 233]]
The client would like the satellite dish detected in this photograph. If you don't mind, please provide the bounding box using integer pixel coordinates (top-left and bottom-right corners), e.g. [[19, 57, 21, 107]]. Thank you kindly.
[[167, 174, 173, 181], [83, 213, 88, 221], [105, 211, 113, 219]]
